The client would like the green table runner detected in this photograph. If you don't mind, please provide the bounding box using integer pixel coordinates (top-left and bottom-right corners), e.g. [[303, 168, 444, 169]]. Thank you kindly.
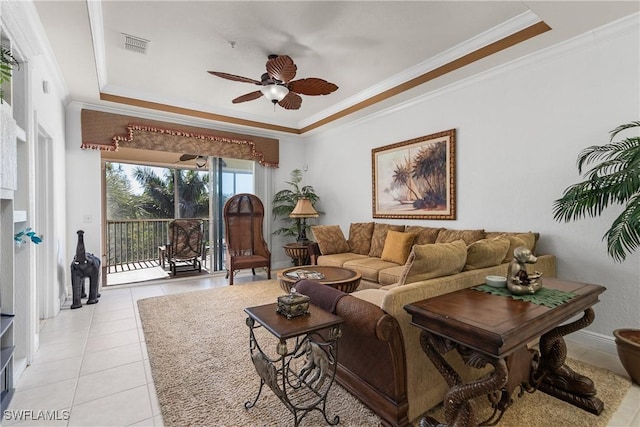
[[473, 284, 576, 308]]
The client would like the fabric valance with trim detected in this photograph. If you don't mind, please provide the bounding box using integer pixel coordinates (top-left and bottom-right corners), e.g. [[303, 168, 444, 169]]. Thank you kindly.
[[80, 109, 279, 167]]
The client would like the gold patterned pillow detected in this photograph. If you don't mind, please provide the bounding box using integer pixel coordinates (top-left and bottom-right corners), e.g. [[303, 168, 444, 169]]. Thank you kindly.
[[380, 231, 416, 265], [502, 233, 537, 262], [311, 225, 350, 255], [405, 226, 443, 245], [463, 236, 510, 271], [435, 228, 485, 245], [368, 223, 405, 258], [398, 240, 467, 286], [348, 222, 375, 255]]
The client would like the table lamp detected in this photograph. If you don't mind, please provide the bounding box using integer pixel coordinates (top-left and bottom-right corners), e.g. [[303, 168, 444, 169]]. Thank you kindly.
[[289, 198, 319, 243]]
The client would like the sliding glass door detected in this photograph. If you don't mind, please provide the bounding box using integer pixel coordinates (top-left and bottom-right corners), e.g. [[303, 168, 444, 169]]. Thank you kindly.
[[104, 156, 254, 279]]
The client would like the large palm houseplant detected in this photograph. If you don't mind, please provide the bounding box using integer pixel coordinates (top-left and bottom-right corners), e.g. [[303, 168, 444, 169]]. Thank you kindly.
[[553, 120, 640, 385], [272, 169, 322, 242]]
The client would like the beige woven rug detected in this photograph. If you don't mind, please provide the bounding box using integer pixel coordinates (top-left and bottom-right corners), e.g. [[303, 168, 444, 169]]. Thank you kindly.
[[137, 279, 631, 427]]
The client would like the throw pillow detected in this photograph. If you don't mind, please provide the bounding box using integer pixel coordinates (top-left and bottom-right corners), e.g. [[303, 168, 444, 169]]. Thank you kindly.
[[380, 231, 416, 265], [398, 240, 467, 286], [463, 236, 510, 271], [405, 226, 443, 245], [485, 231, 539, 255], [435, 228, 485, 245], [348, 222, 375, 255], [368, 223, 405, 257], [502, 232, 537, 262], [310, 225, 350, 255]]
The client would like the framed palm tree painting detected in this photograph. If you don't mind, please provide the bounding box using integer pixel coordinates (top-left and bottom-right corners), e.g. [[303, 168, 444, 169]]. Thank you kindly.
[[372, 129, 456, 220]]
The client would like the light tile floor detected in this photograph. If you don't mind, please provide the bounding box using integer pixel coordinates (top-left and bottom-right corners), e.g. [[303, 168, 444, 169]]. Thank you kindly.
[[4, 272, 640, 426]]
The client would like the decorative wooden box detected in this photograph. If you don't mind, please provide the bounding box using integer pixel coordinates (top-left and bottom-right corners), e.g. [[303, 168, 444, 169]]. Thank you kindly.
[[276, 293, 310, 319]]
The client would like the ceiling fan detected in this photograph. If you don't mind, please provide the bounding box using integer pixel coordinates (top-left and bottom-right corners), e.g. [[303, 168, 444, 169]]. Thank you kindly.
[[178, 154, 207, 168], [208, 54, 338, 110]]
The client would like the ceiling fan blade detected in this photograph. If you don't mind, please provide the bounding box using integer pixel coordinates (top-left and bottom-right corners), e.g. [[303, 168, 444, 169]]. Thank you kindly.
[[232, 91, 263, 104], [278, 92, 302, 110], [266, 55, 297, 83], [289, 78, 339, 96], [179, 154, 198, 162], [207, 71, 261, 85]]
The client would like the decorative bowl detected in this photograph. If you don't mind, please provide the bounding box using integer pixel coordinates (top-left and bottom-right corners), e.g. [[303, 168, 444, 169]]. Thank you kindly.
[[485, 275, 507, 288]]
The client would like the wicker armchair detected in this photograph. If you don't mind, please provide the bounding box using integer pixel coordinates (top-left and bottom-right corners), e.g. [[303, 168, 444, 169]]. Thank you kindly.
[[166, 219, 204, 276], [223, 194, 271, 285]]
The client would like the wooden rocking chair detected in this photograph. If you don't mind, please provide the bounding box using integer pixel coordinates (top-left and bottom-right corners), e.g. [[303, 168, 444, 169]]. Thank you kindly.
[[166, 219, 204, 276]]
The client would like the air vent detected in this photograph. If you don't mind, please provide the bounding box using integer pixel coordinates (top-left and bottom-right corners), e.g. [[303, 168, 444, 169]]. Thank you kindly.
[[122, 33, 149, 54]]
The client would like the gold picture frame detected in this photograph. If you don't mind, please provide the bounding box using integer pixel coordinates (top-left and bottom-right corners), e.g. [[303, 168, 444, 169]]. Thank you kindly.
[[372, 129, 456, 220]]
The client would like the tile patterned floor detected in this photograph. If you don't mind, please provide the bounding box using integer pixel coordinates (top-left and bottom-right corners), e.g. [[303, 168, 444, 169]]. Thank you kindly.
[[4, 272, 640, 426]]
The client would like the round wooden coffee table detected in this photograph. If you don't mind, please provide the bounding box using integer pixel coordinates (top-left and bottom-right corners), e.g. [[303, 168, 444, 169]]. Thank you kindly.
[[277, 265, 362, 293]]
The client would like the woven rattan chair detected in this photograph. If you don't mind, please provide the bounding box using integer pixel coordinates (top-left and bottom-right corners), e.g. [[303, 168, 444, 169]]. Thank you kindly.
[[223, 194, 271, 285], [166, 219, 204, 276]]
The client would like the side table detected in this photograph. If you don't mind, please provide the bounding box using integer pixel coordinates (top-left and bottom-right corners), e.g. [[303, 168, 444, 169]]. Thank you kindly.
[[404, 278, 605, 427], [283, 242, 310, 266], [244, 303, 344, 426]]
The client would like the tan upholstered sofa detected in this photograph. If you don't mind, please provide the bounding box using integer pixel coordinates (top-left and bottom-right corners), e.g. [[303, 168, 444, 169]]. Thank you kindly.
[[301, 223, 557, 426]]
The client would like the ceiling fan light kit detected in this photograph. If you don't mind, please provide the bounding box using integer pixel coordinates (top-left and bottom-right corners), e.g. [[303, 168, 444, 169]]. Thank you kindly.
[[260, 84, 289, 104], [208, 54, 338, 111]]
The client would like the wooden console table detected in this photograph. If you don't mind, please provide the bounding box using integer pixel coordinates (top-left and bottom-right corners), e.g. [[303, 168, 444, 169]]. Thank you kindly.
[[404, 278, 606, 427], [244, 303, 343, 426]]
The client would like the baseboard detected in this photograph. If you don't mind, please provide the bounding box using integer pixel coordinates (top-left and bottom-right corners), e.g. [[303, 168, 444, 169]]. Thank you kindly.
[[566, 329, 617, 355]]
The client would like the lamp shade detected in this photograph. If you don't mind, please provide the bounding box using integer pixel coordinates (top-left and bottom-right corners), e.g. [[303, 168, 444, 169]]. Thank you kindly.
[[260, 84, 289, 103], [289, 198, 319, 218]]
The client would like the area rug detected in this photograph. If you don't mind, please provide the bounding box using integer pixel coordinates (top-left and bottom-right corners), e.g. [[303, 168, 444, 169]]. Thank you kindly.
[[137, 279, 631, 427]]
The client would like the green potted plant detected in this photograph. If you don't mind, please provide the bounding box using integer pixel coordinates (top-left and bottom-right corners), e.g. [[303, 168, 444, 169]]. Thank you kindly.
[[553, 120, 640, 385], [272, 169, 322, 242], [0, 44, 19, 103]]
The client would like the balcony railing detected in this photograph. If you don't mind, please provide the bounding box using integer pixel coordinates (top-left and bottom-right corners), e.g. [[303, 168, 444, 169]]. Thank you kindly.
[[106, 219, 211, 273]]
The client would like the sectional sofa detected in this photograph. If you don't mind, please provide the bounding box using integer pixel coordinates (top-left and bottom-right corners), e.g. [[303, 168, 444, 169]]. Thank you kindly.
[[300, 222, 557, 426]]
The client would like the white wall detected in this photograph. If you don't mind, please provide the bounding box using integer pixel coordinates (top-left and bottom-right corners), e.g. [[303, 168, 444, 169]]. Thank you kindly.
[[64, 104, 103, 277], [304, 17, 640, 342], [269, 135, 306, 268]]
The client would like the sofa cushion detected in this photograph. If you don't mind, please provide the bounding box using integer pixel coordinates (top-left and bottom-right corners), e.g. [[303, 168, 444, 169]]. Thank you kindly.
[[435, 228, 485, 245], [378, 265, 406, 286], [463, 236, 510, 271], [369, 223, 405, 257], [398, 240, 467, 286], [317, 253, 368, 267], [405, 226, 443, 245], [311, 225, 350, 255], [344, 257, 401, 282], [381, 230, 416, 265], [348, 222, 375, 255]]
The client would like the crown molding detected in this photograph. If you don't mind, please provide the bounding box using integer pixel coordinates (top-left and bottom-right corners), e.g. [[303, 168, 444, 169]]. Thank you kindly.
[[87, 0, 107, 91], [321, 12, 639, 138], [299, 10, 543, 129]]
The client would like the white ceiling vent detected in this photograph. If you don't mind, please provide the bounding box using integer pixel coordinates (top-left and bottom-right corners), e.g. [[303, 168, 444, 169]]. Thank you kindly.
[[122, 33, 149, 54]]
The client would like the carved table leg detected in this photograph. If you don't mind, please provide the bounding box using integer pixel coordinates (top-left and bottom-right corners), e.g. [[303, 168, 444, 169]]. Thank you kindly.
[[418, 331, 508, 427], [531, 308, 604, 414]]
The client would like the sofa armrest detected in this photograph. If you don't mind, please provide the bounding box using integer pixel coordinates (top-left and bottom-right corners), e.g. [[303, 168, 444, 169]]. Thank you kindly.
[[297, 281, 409, 426], [308, 242, 321, 265]]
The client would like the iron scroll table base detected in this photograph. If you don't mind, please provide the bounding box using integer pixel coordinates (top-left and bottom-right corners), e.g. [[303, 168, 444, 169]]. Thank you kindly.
[[244, 303, 343, 427]]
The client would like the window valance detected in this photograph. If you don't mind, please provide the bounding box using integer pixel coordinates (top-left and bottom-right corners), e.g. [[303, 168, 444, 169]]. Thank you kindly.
[[80, 109, 279, 167]]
